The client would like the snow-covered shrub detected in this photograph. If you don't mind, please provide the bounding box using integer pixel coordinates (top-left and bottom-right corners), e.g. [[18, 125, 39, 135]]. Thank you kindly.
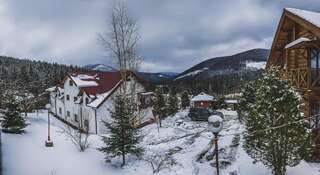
[[61, 125, 90, 152]]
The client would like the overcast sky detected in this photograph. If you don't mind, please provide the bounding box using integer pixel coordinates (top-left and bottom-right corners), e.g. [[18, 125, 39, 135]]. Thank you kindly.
[[0, 0, 320, 72]]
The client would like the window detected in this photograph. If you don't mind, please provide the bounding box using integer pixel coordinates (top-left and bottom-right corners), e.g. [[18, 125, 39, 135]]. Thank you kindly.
[[84, 119, 89, 128], [67, 111, 70, 117], [66, 95, 70, 101], [311, 48, 320, 69], [74, 97, 77, 102], [74, 114, 78, 122], [311, 103, 320, 128], [69, 80, 73, 86], [59, 108, 62, 114], [85, 98, 89, 104]]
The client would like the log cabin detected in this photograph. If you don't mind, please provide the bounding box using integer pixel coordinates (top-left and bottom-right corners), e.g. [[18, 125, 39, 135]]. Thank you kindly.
[[267, 8, 320, 129]]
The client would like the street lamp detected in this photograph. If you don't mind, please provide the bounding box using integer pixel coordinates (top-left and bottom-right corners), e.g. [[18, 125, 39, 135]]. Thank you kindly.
[[208, 115, 223, 175], [45, 104, 53, 147]]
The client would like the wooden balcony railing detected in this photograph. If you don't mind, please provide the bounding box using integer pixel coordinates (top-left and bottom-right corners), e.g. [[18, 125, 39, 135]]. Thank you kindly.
[[281, 68, 308, 89], [280, 68, 320, 90]]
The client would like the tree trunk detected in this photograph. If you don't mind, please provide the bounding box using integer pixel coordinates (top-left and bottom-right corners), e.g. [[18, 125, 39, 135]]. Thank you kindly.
[[273, 164, 285, 175], [122, 152, 126, 167]]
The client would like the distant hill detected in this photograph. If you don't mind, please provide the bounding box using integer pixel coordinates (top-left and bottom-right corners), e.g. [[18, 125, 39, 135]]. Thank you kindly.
[[171, 48, 269, 95], [83, 64, 117, 72], [83, 64, 178, 85], [136, 72, 179, 84], [174, 48, 269, 81]]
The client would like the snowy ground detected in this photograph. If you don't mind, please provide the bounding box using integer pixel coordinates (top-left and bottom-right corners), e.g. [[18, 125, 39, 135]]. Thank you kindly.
[[2, 110, 320, 175]]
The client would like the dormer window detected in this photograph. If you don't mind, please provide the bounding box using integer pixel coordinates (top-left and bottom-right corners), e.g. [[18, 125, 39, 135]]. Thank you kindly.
[[69, 80, 73, 86], [66, 95, 70, 101]]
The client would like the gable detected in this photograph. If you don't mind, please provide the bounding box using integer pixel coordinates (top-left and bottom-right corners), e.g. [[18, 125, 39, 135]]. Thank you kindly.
[[85, 71, 148, 108], [267, 8, 320, 68]]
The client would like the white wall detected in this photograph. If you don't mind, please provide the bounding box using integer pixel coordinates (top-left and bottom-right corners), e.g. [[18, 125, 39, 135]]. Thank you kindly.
[[63, 77, 81, 124], [49, 74, 152, 134]]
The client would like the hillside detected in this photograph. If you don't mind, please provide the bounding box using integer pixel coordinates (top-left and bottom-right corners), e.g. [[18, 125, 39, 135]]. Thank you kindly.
[[0, 56, 82, 97], [171, 49, 269, 95], [136, 72, 178, 84], [175, 48, 269, 81]]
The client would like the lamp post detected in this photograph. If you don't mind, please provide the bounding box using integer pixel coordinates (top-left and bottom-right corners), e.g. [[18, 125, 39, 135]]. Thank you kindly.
[[208, 115, 223, 175], [45, 104, 53, 147]]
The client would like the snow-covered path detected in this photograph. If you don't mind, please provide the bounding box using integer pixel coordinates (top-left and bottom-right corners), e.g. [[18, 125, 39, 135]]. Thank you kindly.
[[2, 110, 320, 175]]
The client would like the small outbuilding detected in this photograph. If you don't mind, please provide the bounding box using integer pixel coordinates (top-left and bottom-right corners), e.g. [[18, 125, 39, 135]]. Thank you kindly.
[[225, 99, 238, 110], [190, 92, 216, 108]]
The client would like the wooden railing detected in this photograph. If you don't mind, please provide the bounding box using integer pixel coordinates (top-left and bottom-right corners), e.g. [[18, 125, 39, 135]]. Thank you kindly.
[[281, 68, 309, 89], [281, 68, 320, 90]]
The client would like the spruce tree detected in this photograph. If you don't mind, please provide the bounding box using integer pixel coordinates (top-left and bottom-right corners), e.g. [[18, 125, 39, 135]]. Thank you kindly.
[[167, 90, 179, 116], [237, 81, 256, 123], [153, 90, 167, 127], [1, 95, 27, 134], [240, 67, 311, 175], [99, 94, 143, 166], [180, 91, 190, 109]]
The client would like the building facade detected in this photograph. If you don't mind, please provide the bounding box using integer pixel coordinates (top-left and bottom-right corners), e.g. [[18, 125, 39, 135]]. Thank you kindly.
[[267, 8, 320, 129], [190, 92, 216, 108], [47, 71, 154, 134]]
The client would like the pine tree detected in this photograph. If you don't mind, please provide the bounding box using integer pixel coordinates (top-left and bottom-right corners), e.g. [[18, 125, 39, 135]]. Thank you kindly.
[[153, 90, 167, 127], [99, 94, 143, 166], [167, 90, 179, 116], [180, 91, 190, 109], [240, 67, 311, 175], [1, 95, 27, 134], [237, 81, 256, 123]]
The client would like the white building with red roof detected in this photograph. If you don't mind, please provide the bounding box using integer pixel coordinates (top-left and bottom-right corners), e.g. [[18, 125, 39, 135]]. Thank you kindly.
[[46, 71, 154, 134]]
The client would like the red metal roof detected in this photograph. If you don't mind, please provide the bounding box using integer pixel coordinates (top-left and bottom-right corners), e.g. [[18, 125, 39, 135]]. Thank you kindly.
[[65, 71, 147, 97], [82, 72, 122, 95]]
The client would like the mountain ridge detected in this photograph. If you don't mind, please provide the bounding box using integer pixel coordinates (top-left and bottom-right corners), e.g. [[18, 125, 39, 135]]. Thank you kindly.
[[174, 48, 269, 81]]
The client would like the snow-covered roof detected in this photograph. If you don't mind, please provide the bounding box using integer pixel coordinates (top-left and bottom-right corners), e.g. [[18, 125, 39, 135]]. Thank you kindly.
[[285, 37, 311, 49], [286, 8, 320, 28], [57, 87, 64, 93], [140, 92, 154, 96], [45, 86, 56, 92], [191, 92, 215, 102], [87, 91, 112, 108], [86, 80, 122, 108], [225, 99, 238, 104], [70, 74, 99, 88]]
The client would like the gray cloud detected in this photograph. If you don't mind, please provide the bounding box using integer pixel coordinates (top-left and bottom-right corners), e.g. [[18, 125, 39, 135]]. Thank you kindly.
[[0, 0, 319, 72]]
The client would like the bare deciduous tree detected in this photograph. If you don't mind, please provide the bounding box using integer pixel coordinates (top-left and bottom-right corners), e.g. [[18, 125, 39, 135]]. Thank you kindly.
[[98, 0, 142, 94], [60, 124, 90, 152], [145, 153, 177, 174]]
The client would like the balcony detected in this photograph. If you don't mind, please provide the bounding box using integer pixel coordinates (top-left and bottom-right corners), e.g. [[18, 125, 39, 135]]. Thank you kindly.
[[281, 68, 320, 90]]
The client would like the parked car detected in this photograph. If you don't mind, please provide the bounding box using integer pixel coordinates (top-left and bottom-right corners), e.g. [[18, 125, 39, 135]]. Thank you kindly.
[[188, 108, 224, 121]]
